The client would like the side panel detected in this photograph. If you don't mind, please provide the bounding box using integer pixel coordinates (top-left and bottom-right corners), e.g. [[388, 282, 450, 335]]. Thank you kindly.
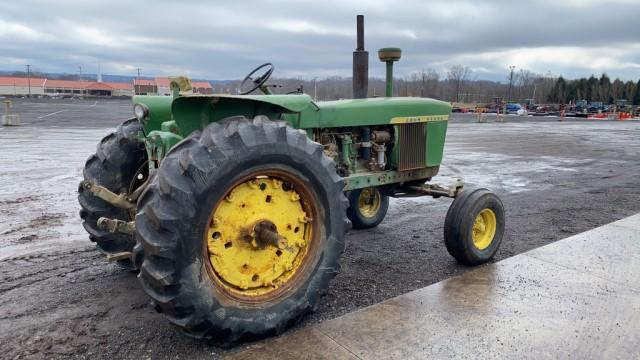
[[426, 120, 448, 166], [297, 97, 452, 129], [170, 97, 296, 136], [135, 94, 316, 137]]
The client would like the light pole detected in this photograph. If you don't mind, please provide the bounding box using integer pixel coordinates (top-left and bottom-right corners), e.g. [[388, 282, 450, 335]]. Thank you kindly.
[[421, 69, 426, 97], [26, 64, 31, 98], [313, 77, 317, 101], [507, 65, 515, 102], [136, 67, 141, 95]]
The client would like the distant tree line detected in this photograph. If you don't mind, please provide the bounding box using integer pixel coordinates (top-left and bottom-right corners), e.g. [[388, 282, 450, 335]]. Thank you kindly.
[[9, 67, 640, 105], [547, 74, 640, 105], [8, 71, 82, 81], [244, 66, 639, 106], [217, 69, 558, 105]]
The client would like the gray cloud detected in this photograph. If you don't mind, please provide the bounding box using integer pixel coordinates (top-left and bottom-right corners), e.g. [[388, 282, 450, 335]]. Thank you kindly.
[[1, 0, 638, 81]]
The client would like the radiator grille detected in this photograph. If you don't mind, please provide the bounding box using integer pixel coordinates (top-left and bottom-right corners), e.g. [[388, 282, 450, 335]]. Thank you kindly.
[[397, 122, 427, 171]]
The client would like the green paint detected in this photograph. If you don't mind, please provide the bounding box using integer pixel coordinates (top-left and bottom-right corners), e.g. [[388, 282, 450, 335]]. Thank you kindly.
[[145, 130, 184, 167], [343, 166, 440, 191], [387, 120, 448, 169], [133, 95, 173, 132], [295, 97, 451, 128], [385, 61, 394, 97], [132, 88, 451, 187], [389, 126, 401, 168], [378, 47, 401, 97], [160, 120, 179, 133], [137, 93, 450, 134], [170, 95, 310, 135], [340, 135, 354, 172], [426, 121, 447, 166]]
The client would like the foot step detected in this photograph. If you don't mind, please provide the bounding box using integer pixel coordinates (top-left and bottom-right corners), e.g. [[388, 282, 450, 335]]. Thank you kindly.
[[107, 252, 132, 262]]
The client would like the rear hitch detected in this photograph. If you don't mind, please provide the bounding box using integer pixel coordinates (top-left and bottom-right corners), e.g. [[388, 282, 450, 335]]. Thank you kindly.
[[97, 217, 136, 235], [81, 180, 136, 210]]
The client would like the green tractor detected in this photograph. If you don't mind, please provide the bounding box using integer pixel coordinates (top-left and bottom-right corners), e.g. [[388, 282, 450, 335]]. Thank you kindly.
[[78, 49, 504, 343]]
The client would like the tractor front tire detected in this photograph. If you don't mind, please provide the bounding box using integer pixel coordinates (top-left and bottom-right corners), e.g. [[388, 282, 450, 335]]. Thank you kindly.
[[346, 187, 389, 229], [444, 188, 505, 265], [78, 118, 146, 269], [136, 116, 348, 343]]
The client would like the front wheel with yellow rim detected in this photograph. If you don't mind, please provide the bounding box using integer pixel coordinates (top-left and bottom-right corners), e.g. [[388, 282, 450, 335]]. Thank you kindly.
[[443, 188, 505, 265], [346, 187, 389, 229], [136, 116, 348, 344]]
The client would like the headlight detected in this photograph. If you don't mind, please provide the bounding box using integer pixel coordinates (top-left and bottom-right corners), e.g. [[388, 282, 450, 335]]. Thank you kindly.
[[133, 103, 149, 121]]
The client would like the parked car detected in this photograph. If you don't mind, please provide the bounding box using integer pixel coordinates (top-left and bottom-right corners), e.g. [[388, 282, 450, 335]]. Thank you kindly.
[[505, 103, 522, 114], [587, 102, 603, 112]]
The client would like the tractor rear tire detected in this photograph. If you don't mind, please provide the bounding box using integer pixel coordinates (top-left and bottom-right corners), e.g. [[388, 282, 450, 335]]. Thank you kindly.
[[136, 116, 348, 344], [346, 187, 389, 229], [444, 188, 505, 266], [78, 118, 146, 269]]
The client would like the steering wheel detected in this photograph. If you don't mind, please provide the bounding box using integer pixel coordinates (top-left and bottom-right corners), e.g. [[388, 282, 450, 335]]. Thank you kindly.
[[239, 63, 274, 95]]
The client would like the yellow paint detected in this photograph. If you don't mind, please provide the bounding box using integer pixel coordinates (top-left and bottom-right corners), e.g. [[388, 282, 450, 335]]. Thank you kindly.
[[206, 177, 310, 296], [390, 114, 449, 124], [358, 187, 382, 218], [472, 208, 497, 250], [168, 76, 193, 91]]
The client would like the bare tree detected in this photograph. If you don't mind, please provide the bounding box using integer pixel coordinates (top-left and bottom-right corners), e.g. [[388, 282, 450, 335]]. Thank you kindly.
[[447, 64, 472, 102], [421, 69, 440, 98], [516, 69, 535, 100]]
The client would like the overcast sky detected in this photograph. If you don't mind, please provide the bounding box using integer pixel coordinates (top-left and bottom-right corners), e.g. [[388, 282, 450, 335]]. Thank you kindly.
[[1, 0, 638, 82]]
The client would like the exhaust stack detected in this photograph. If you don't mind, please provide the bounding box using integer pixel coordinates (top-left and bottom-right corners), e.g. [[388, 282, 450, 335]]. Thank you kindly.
[[352, 15, 369, 99]]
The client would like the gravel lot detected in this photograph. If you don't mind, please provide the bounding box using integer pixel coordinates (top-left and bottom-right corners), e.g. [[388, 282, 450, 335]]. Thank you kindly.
[[1, 98, 639, 359]]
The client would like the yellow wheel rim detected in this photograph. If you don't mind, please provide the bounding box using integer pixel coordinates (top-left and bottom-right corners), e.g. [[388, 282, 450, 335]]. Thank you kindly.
[[205, 172, 316, 299], [358, 187, 382, 218], [472, 208, 497, 250]]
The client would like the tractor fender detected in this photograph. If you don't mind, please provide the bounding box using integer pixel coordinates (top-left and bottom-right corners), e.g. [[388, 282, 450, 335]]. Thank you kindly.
[[170, 94, 317, 135]]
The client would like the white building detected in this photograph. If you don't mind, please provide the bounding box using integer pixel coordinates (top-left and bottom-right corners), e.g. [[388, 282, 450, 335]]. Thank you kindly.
[[0, 77, 46, 96], [0, 77, 134, 97], [156, 77, 172, 96]]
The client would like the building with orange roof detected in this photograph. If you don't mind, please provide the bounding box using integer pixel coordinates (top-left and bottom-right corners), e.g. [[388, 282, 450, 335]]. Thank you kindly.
[[0, 77, 47, 96], [44, 79, 134, 97], [105, 82, 135, 96], [192, 81, 213, 94], [0, 75, 207, 97], [155, 77, 172, 96], [156, 77, 213, 95], [84, 82, 134, 97], [44, 79, 88, 95], [134, 79, 157, 95]]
